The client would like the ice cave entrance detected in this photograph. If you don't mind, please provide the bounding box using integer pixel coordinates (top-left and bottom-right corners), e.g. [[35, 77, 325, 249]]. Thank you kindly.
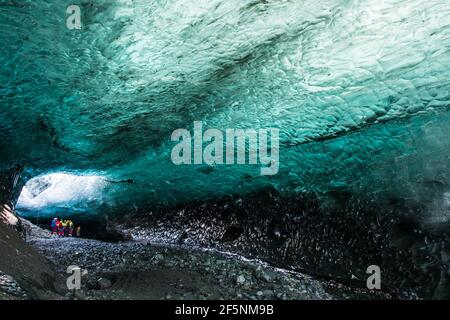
[[16, 173, 106, 219]]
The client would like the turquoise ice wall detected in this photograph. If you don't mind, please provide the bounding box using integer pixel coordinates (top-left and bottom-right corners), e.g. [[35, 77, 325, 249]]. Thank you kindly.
[[0, 0, 449, 216]]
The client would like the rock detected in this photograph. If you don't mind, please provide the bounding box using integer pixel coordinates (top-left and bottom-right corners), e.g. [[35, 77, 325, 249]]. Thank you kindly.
[[74, 290, 86, 300], [256, 271, 273, 282], [236, 275, 246, 285], [262, 289, 274, 297], [277, 292, 289, 299], [254, 266, 276, 282], [177, 231, 188, 244], [154, 254, 164, 261], [0, 271, 28, 299], [97, 277, 112, 290]]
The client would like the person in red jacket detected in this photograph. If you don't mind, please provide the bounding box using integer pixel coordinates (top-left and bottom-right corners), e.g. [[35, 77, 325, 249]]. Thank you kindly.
[[58, 220, 64, 236]]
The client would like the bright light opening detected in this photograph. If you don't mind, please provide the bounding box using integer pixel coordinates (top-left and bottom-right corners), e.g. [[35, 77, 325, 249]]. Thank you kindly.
[[16, 173, 106, 216]]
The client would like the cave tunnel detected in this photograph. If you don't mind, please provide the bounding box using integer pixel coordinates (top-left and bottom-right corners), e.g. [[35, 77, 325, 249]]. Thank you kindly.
[[0, 0, 449, 302]]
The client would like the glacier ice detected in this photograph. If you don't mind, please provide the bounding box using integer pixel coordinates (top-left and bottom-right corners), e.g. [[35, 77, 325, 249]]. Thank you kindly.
[[16, 173, 107, 217], [0, 0, 449, 215]]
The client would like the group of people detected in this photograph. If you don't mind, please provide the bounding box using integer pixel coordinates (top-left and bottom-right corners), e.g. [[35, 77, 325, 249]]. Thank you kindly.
[[51, 218, 81, 237]]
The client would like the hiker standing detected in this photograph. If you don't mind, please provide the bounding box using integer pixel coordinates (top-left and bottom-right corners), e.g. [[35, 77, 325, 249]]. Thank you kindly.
[[51, 218, 58, 235], [58, 220, 64, 236], [68, 220, 74, 237]]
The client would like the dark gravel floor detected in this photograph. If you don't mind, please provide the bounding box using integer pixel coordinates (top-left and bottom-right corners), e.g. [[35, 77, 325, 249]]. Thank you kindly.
[[0, 219, 414, 300], [30, 236, 335, 300]]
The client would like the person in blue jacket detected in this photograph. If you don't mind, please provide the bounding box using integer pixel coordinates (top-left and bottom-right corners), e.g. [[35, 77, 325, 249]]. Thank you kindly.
[[51, 217, 58, 235]]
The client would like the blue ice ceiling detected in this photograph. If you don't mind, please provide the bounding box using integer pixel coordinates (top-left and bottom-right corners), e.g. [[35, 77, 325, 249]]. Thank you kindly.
[[1, 0, 450, 215]]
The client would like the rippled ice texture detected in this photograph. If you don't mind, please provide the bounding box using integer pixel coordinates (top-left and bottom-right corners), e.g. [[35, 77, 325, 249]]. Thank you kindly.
[[0, 0, 450, 214]]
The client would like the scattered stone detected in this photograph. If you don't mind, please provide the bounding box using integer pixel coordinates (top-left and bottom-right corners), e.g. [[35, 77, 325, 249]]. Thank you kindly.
[[24, 220, 397, 300], [154, 254, 164, 261], [97, 277, 112, 290], [255, 268, 274, 283], [262, 289, 274, 297], [74, 290, 86, 300], [0, 271, 28, 299], [236, 275, 246, 285]]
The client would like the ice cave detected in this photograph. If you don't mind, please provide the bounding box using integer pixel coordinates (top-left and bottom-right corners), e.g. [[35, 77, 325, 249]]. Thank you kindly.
[[0, 0, 449, 301]]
